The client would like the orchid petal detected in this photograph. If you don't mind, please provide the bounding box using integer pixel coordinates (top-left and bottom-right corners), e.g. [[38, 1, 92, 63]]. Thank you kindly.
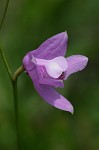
[[45, 56, 68, 78], [32, 55, 68, 79], [46, 62, 63, 78], [34, 83, 73, 113], [65, 55, 88, 79], [31, 56, 64, 87], [36, 65, 64, 88], [51, 56, 68, 71], [28, 69, 73, 113], [35, 83, 73, 113], [23, 52, 35, 71], [39, 77, 64, 88], [31, 32, 68, 59]]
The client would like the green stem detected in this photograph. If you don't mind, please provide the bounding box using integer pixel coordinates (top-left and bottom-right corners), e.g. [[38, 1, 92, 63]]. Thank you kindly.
[[0, 0, 11, 79], [0, 46, 24, 150], [12, 66, 24, 150], [12, 80, 21, 150], [12, 66, 24, 81], [0, 1, 25, 149], [0, 0, 9, 31], [0, 45, 24, 150], [0, 46, 12, 80], [11, 68, 23, 149]]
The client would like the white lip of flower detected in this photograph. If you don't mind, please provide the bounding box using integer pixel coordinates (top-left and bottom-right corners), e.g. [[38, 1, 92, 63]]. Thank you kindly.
[[31, 55, 68, 79], [45, 62, 65, 78]]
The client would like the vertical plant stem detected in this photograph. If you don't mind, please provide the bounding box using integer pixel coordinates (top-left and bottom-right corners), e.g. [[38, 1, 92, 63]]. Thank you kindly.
[[12, 66, 24, 150], [0, 46, 12, 79], [0, 44, 24, 150], [12, 79, 21, 150], [0, 0, 11, 78], [0, 0, 9, 30], [0, 1, 24, 149]]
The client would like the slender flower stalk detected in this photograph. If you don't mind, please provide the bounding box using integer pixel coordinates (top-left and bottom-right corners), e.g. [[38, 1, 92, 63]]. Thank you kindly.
[[11, 66, 24, 150], [12, 66, 24, 81], [12, 80, 21, 150], [0, 45, 24, 150], [0, 0, 11, 79], [0, 46, 12, 79], [0, 1, 24, 149], [0, 46, 24, 149], [0, 47, 23, 148], [0, 0, 9, 30]]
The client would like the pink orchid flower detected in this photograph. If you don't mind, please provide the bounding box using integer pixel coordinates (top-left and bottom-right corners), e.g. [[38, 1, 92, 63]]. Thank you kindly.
[[23, 32, 88, 114]]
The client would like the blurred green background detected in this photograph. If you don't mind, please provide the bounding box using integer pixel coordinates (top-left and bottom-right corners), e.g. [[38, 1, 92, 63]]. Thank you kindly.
[[0, 0, 99, 150]]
